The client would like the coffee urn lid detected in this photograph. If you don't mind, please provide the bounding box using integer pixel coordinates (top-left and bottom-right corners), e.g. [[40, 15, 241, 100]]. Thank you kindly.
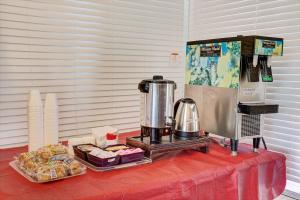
[[138, 75, 176, 93]]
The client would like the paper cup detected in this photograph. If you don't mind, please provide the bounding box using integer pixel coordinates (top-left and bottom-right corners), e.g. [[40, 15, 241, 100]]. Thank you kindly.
[[44, 93, 59, 145]]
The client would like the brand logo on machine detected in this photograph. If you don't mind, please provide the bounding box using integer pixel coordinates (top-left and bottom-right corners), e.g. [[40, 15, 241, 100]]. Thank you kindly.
[[242, 88, 257, 96], [262, 40, 276, 49], [200, 45, 221, 57]]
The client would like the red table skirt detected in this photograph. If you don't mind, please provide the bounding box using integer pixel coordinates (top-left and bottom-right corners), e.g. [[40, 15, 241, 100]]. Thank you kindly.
[[0, 131, 286, 200]]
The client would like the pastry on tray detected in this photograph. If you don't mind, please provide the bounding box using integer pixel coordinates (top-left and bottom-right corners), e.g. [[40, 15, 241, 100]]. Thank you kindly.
[[36, 161, 68, 182], [48, 144, 68, 155], [18, 151, 37, 163], [17, 152, 40, 174], [63, 158, 84, 175], [104, 145, 129, 152], [77, 144, 98, 152], [37, 148, 52, 163], [89, 148, 117, 159]]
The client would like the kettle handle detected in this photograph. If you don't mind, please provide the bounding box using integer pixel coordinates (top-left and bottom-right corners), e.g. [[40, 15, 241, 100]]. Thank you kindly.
[[174, 98, 183, 117]]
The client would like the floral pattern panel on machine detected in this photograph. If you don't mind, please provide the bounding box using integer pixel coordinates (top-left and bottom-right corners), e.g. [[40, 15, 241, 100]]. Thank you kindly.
[[185, 41, 241, 89], [254, 39, 283, 56]]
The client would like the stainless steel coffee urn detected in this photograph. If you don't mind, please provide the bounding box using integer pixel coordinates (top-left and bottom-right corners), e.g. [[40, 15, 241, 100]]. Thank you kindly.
[[138, 75, 176, 144]]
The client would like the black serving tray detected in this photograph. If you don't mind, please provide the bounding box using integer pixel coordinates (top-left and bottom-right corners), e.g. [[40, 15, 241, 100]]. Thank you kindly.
[[126, 135, 209, 160]]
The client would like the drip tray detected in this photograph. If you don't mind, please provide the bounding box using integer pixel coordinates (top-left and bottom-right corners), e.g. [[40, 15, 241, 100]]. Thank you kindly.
[[238, 103, 279, 115], [126, 135, 209, 160]]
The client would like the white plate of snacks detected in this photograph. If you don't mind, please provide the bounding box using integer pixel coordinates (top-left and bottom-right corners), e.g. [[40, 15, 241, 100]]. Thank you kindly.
[[10, 144, 87, 183]]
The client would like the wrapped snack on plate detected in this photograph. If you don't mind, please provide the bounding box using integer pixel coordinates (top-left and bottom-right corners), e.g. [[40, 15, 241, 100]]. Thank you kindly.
[[14, 143, 86, 182], [63, 158, 84, 175], [17, 151, 37, 166], [44, 144, 68, 155], [37, 144, 68, 163], [18, 151, 37, 163], [22, 158, 39, 175], [50, 154, 70, 162], [17, 152, 39, 174], [36, 161, 68, 182], [37, 148, 52, 163], [48, 154, 85, 175]]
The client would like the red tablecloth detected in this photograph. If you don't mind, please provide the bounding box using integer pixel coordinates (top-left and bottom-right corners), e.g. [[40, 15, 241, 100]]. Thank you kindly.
[[0, 131, 286, 200]]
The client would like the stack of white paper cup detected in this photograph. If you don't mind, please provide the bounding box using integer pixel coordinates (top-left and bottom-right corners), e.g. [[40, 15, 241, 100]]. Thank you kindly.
[[28, 90, 44, 151], [44, 93, 59, 145]]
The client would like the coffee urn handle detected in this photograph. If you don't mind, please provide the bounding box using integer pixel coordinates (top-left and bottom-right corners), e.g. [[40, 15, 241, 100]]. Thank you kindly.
[[138, 80, 149, 93]]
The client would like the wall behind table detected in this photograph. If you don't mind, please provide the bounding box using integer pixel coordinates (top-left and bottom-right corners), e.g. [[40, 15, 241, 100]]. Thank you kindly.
[[189, 0, 300, 186], [0, 0, 185, 148]]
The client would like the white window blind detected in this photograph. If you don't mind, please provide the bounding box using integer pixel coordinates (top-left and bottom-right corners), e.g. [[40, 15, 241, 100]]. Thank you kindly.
[[0, 0, 185, 148], [189, 0, 300, 185]]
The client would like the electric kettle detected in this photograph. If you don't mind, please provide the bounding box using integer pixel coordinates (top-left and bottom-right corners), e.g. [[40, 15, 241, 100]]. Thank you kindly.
[[174, 98, 200, 140]]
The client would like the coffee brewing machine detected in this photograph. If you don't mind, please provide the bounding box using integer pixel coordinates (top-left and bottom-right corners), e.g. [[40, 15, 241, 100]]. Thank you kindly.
[[185, 35, 283, 155]]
